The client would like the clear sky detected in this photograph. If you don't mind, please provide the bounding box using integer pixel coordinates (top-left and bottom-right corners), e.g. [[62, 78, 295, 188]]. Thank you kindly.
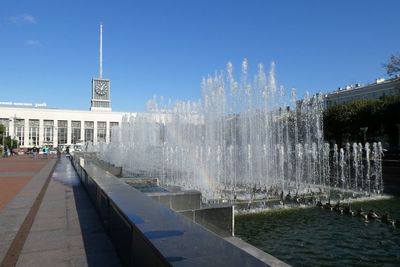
[[1, 0, 399, 112]]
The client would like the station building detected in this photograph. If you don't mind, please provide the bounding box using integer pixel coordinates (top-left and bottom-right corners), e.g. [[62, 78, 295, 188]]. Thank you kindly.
[[0, 74, 135, 149], [0, 24, 135, 149], [0, 104, 133, 149]]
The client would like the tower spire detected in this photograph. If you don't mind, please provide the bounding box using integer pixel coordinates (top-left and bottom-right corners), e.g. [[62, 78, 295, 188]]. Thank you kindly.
[[99, 23, 103, 79]]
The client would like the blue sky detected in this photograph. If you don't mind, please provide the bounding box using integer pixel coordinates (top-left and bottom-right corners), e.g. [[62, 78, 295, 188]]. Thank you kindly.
[[0, 0, 399, 111]]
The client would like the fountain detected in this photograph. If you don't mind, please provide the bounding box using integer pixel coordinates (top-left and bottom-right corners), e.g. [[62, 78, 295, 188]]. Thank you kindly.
[[94, 60, 384, 203]]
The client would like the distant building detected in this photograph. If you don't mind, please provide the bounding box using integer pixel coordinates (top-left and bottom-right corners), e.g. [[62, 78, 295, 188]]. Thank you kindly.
[[324, 76, 400, 109]]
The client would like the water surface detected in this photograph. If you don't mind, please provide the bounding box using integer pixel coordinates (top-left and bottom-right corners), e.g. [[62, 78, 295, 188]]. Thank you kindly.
[[236, 197, 400, 266]]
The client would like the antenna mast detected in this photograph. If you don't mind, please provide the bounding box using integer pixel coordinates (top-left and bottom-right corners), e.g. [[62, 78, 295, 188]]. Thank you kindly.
[[99, 23, 103, 79]]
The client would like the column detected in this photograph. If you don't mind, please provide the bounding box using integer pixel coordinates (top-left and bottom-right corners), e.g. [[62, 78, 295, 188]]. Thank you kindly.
[[81, 121, 85, 143], [67, 120, 72, 145], [39, 119, 44, 147], [24, 119, 29, 148], [9, 118, 14, 143], [106, 121, 110, 144], [53, 121, 58, 148], [93, 121, 98, 145]]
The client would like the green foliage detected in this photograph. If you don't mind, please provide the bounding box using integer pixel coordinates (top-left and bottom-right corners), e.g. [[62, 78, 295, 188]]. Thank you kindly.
[[324, 96, 400, 147], [0, 123, 5, 145], [384, 54, 400, 77], [4, 136, 19, 149], [0, 123, 18, 148]]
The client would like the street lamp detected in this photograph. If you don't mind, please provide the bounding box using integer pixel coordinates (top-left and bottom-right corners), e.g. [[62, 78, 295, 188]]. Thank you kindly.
[[9, 118, 13, 150], [9, 114, 19, 151]]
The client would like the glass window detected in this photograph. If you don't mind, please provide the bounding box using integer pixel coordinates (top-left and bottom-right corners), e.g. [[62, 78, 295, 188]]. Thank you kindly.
[[15, 119, 25, 146], [43, 120, 54, 144], [58, 120, 68, 145], [71, 121, 81, 144], [109, 122, 119, 142], [84, 121, 94, 143], [97, 121, 106, 143], [29, 119, 39, 146]]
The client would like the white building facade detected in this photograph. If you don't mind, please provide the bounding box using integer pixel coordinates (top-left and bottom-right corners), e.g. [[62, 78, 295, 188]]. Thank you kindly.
[[324, 77, 400, 108], [0, 106, 134, 149]]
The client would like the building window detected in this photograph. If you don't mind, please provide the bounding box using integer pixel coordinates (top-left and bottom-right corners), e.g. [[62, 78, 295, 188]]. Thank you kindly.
[[29, 119, 39, 146], [84, 121, 94, 143], [109, 122, 119, 142], [97, 121, 106, 143], [43, 120, 54, 144], [15, 119, 25, 146], [71, 121, 81, 144], [58, 120, 68, 145]]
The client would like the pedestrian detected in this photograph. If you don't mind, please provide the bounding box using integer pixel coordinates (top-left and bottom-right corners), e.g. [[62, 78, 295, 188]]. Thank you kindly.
[[32, 145, 37, 158], [43, 146, 48, 159]]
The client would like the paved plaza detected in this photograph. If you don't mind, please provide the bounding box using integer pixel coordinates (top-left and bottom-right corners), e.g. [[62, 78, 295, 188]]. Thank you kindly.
[[0, 155, 120, 266], [0, 155, 50, 210]]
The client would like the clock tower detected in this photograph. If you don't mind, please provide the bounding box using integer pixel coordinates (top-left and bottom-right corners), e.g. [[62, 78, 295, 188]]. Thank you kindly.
[[91, 24, 111, 111]]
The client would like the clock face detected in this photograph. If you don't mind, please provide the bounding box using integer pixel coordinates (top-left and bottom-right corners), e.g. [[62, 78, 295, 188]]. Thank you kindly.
[[95, 80, 108, 96]]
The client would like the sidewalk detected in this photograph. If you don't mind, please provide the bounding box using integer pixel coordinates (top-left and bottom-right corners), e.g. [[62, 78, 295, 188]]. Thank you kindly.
[[0, 155, 51, 210], [0, 156, 120, 266]]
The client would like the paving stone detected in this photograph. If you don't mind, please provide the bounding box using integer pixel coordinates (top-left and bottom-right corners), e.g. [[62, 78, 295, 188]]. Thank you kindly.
[[30, 216, 66, 232], [16, 248, 70, 267], [16, 157, 120, 266], [22, 229, 68, 253], [68, 254, 88, 267]]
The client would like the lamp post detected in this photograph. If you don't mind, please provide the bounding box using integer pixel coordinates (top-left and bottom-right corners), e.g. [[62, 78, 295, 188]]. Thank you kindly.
[[9, 114, 19, 152], [9, 118, 13, 151], [1, 126, 4, 154]]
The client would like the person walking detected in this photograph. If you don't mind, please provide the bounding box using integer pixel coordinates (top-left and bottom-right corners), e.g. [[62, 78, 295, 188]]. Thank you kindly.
[[32, 145, 37, 158], [43, 146, 49, 159], [56, 147, 61, 159]]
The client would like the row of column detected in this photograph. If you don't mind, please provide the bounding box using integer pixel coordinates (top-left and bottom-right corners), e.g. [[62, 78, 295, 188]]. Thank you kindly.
[[7, 119, 117, 148]]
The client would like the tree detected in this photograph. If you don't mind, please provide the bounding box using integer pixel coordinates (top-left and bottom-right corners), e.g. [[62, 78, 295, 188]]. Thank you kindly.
[[384, 54, 400, 77], [0, 124, 5, 145], [324, 96, 400, 149], [5, 136, 18, 149]]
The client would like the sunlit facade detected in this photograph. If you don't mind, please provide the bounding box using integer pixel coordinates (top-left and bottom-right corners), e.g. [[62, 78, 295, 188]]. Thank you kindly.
[[0, 106, 135, 148], [324, 77, 400, 108]]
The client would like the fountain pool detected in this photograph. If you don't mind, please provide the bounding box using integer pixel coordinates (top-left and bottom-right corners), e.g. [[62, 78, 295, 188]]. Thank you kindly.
[[236, 196, 400, 266]]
